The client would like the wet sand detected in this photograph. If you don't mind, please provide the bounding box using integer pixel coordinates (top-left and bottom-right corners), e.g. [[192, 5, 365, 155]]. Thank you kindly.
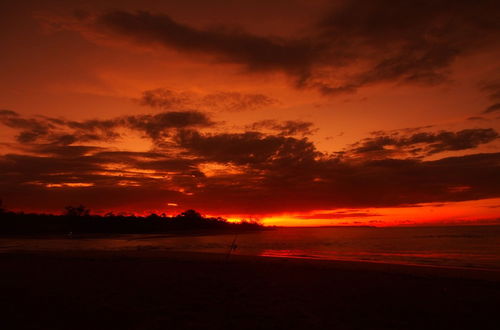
[[1, 250, 499, 330]]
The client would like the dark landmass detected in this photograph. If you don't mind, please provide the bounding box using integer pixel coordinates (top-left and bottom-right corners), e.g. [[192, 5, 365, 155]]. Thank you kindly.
[[0, 206, 263, 235], [1, 250, 498, 330]]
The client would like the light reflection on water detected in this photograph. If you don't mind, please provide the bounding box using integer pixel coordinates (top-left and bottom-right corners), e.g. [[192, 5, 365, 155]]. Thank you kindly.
[[1, 226, 500, 270]]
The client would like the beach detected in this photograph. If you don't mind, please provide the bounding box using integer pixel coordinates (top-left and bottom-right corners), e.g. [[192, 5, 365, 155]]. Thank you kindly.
[[1, 250, 499, 330]]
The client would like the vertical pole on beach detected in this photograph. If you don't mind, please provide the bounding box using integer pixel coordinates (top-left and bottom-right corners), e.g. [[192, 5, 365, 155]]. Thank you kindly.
[[225, 234, 238, 262]]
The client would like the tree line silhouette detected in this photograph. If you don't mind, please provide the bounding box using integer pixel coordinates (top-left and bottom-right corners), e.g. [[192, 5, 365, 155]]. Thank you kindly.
[[0, 201, 262, 234]]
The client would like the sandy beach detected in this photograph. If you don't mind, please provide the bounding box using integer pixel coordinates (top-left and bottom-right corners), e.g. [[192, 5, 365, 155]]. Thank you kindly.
[[1, 250, 499, 330]]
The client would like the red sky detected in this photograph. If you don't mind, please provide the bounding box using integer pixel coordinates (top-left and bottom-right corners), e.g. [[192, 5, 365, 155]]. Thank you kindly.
[[1, 0, 500, 226]]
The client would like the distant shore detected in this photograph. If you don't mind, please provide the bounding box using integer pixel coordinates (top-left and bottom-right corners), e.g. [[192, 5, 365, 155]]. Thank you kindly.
[[1, 249, 499, 330]]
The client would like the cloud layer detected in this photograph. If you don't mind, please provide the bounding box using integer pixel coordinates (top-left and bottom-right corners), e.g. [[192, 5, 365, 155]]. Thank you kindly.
[[0, 109, 214, 145], [50, 0, 500, 95], [480, 78, 500, 114], [348, 128, 499, 158], [139, 88, 276, 112], [1, 110, 499, 215]]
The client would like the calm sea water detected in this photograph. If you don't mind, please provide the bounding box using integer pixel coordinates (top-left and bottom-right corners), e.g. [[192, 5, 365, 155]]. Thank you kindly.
[[1, 226, 500, 270]]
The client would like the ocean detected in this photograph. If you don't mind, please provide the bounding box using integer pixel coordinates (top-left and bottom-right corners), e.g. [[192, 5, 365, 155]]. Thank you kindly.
[[2, 225, 500, 270]]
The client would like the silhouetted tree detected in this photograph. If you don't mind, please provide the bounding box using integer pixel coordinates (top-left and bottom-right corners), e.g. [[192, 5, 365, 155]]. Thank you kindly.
[[65, 205, 90, 217], [0, 206, 263, 234], [178, 209, 203, 221], [146, 213, 161, 221]]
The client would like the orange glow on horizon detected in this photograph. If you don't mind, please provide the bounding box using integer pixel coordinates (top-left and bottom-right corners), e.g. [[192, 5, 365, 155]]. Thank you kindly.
[[253, 199, 500, 227]]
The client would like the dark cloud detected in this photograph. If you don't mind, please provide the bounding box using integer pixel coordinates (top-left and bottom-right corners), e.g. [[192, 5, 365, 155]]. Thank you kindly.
[[249, 120, 316, 136], [349, 128, 499, 158], [0, 110, 214, 145], [200, 91, 276, 112], [0, 109, 53, 143], [0, 146, 200, 213], [484, 103, 500, 114], [139, 88, 276, 112], [467, 116, 487, 121], [125, 111, 214, 140], [0, 109, 19, 116], [139, 88, 192, 109], [175, 129, 319, 165], [0, 110, 121, 145], [61, 1, 500, 95], [65, 118, 120, 132], [29, 145, 103, 157], [96, 10, 318, 74], [306, 0, 500, 94], [479, 78, 500, 113], [480, 79, 500, 100], [61, 111, 213, 142], [0, 149, 197, 189]]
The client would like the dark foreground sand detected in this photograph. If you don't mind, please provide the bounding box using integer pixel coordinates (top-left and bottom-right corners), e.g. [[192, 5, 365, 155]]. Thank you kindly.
[[1, 250, 499, 330]]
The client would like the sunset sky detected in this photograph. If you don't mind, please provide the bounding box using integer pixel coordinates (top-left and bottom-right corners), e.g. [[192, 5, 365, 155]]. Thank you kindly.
[[1, 0, 499, 226]]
